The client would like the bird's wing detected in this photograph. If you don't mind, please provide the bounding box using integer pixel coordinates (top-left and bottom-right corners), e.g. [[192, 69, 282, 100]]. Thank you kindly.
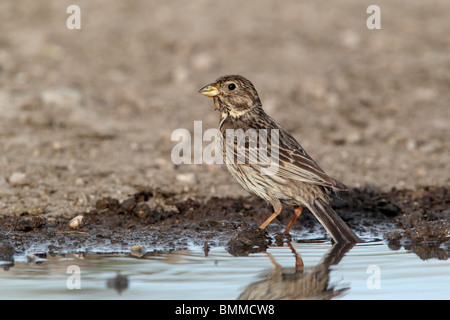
[[274, 143, 347, 190], [255, 121, 348, 191], [220, 112, 348, 191]]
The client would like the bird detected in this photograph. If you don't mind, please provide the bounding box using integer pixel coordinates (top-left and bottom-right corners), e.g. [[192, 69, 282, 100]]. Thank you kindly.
[[199, 75, 360, 243]]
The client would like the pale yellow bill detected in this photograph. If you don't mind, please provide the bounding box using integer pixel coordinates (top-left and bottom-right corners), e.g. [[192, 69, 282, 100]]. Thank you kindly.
[[199, 85, 219, 97]]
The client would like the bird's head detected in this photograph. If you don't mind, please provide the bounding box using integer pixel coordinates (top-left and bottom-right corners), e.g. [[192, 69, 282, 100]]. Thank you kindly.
[[199, 75, 261, 118]]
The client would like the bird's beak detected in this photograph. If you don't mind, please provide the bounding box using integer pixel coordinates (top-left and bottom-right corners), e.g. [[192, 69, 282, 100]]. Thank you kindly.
[[199, 85, 220, 97]]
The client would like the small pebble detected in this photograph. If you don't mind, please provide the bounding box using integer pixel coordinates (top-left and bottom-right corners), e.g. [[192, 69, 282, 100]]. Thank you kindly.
[[9, 172, 26, 185], [74, 178, 85, 186], [176, 173, 196, 184], [130, 244, 145, 257], [41, 87, 82, 107], [68, 215, 84, 229]]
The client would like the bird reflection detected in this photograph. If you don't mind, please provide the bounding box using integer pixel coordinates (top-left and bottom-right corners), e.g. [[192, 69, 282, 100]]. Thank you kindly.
[[238, 242, 354, 300]]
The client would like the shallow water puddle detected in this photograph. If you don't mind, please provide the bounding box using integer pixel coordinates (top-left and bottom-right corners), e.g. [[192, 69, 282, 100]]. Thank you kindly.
[[1, 241, 448, 299]]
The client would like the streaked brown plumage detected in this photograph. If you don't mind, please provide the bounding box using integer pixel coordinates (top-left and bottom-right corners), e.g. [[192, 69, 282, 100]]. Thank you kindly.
[[199, 75, 360, 243]]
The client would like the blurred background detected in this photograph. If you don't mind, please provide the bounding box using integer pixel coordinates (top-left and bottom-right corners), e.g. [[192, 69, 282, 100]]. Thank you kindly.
[[0, 0, 449, 216]]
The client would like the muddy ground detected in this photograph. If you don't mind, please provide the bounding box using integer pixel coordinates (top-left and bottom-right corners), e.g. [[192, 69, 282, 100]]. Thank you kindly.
[[0, 1, 449, 260], [1, 185, 449, 261]]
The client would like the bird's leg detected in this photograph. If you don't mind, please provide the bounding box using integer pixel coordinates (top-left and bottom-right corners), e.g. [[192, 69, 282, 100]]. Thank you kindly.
[[259, 204, 282, 230], [287, 242, 304, 272], [264, 251, 282, 271], [283, 206, 303, 234]]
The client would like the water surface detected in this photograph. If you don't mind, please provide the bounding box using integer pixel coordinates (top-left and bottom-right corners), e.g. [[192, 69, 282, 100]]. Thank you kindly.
[[1, 241, 448, 300]]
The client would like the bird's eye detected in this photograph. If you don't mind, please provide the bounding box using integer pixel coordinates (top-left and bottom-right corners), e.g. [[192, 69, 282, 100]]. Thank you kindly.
[[228, 83, 236, 90]]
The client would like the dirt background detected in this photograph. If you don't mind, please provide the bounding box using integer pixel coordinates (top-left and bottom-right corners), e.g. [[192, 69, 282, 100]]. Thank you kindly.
[[0, 1, 449, 251]]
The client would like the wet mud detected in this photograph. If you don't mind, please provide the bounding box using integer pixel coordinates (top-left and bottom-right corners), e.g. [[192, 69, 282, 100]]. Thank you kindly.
[[1, 186, 448, 261]]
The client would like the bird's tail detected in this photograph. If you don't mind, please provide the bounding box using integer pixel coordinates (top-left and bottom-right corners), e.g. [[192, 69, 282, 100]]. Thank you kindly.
[[306, 198, 361, 243]]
